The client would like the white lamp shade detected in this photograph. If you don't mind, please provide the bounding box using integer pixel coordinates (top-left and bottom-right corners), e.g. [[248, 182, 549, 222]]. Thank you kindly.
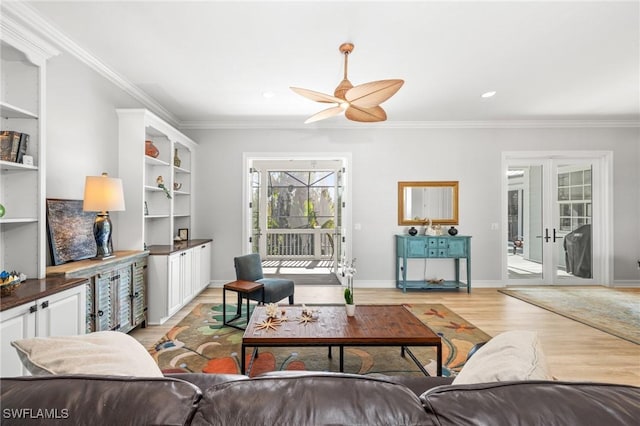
[[83, 174, 126, 212]]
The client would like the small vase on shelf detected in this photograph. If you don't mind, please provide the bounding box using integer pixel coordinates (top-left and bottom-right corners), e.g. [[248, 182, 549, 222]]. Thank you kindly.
[[145, 140, 159, 158], [173, 148, 181, 168]]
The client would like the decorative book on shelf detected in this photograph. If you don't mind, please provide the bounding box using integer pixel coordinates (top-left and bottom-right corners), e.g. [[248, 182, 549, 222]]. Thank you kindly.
[[0, 131, 29, 163]]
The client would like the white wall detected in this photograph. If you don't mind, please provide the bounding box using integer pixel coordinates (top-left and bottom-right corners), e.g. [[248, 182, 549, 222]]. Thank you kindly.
[[43, 50, 640, 286], [185, 127, 640, 286], [45, 52, 143, 252]]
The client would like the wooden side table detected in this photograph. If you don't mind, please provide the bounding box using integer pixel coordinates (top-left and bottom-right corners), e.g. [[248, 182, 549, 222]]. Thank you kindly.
[[222, 280, 264, 330]]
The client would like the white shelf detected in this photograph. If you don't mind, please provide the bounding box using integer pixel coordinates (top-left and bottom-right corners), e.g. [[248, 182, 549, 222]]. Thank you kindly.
[[174, 166, 191, 174], [144, 215, 170, 219], [144, 185, 165, 192], [0, 101, 38, 119], [145, 155, 170, 167], [0, 160, 38, 171], [0, 218, 38, 224]]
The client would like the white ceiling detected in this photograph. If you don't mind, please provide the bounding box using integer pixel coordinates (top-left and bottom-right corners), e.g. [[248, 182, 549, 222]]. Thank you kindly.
[[12, 1, 640, 128]]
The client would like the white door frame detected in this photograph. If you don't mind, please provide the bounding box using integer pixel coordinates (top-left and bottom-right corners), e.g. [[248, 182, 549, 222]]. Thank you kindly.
[[501, 151, 613, 286], [242, 152, 352, 282]]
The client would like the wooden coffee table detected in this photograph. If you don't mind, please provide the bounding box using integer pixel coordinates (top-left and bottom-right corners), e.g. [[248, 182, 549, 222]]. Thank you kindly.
[[241, 304, 442, 376]]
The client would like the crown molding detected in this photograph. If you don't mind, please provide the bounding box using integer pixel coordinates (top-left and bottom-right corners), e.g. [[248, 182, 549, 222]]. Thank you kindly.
[[3, 1, 180, 128], [0, 11, 60, 64], [179, 119, 640, 131]]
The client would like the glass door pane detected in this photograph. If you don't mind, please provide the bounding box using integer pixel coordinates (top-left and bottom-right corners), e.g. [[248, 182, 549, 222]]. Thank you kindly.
[[554, 163, 593, 281], [507, 165, 544, 281], [250, 168, 261, 254]]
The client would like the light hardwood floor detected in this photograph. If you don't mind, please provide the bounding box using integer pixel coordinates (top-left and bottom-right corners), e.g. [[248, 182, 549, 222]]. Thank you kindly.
[[131, 286, 640, 386]]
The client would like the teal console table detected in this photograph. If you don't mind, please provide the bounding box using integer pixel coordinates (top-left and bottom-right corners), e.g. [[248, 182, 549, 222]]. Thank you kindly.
[[396, 235, 471, 293]]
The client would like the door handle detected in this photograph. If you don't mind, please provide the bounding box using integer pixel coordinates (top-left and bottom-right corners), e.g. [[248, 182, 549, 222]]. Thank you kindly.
[[544, 228, 550, 243], [553, 229, 564, 243]]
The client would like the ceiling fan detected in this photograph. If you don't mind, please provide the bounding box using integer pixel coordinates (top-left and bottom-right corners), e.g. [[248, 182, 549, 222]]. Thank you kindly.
[[291, 43, 404, 124]]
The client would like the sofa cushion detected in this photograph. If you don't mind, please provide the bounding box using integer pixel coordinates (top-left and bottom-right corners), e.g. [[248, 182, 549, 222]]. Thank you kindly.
[[191, 372, 433, 426], [0, 375, 202, 426], [165, 372, 249, 390], [452, 330, 551, 384], [10, 331, 163, 377], [421, 380, 640, 426]]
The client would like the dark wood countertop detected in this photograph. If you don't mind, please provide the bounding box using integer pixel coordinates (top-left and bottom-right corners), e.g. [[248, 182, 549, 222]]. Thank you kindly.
[[1, 277, 88, 312], [147, 239, 212, 256]]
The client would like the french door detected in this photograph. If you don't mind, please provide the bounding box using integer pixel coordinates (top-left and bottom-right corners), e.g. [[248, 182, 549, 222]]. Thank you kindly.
[[244, 156, 350, 281], [504, 153, 611, 285]]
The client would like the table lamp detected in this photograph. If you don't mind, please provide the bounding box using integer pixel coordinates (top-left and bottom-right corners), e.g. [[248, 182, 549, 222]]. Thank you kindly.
[[83, 172, 126, 260]]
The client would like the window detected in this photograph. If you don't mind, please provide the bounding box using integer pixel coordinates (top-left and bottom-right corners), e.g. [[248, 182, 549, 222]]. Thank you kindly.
[[558, 167, 592, 232]]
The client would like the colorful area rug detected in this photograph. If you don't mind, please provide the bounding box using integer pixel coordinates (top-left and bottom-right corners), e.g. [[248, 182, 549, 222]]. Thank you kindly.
[[499, 287, 640, 345], [150, 303, 490, 377]]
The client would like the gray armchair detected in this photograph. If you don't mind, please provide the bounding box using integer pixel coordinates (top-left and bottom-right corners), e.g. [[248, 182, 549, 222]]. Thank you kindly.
[[233, 253, 295, 304]]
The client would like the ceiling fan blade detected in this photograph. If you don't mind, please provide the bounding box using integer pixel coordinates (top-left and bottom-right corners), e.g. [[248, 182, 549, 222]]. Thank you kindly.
[[304, 106, 345, 124], [291, 87, 343, 104], [345, 105, 387, 122], [345, 79, 404, 108]]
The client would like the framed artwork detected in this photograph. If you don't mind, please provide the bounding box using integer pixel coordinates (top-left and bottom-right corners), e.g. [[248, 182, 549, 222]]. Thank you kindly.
[[178, 228, 189, 241], [46, 199, 97, 265]]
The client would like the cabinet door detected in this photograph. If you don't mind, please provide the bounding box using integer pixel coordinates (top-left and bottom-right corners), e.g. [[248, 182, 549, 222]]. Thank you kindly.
[[168, 253, 182, 316], [36, 285, 87, 338], [94, 273, 113, 331], [85, 281, 95, 333], [447, 239, 467, 257], [115, 265, 132, 332], [192, 245, 202, 293], [131, 258, 147, 327], [407, 238, 427, 257], [0, 303, 36, 377], [200, 243, 211, 290], [181, 249, 193, 304]]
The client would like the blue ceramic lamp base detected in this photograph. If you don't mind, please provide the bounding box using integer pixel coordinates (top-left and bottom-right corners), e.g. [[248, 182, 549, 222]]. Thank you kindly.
[[92, 212, 115, 260]]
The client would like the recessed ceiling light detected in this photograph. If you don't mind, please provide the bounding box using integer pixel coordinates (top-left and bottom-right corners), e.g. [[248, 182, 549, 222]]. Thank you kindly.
[[481, 91, 496, 98], [262, 91, 275, 99]]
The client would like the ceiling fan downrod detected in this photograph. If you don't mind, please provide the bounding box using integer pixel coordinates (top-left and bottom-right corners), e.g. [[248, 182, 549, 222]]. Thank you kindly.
[[335, 43, 355, 100]]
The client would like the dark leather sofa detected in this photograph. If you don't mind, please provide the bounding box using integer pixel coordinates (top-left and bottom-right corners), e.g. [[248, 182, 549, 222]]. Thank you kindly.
[[2, 371, 638, 425]]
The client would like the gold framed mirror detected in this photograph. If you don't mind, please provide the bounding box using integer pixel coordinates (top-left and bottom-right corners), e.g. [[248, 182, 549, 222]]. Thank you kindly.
[[398, 181, 459, 225]]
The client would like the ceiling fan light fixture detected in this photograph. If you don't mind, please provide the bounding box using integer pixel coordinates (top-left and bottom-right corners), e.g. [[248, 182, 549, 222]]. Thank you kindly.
[[291, 42, 404, 123]]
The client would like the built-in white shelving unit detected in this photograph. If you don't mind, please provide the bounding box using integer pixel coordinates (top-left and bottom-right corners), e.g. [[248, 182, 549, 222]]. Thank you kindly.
[[116, 109, 197, 251], [0, 18, 58, 279]]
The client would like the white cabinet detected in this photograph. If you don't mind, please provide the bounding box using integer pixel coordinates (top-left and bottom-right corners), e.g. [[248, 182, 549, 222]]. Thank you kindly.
[[147, 240, 211, 325], [154, 248, 192, 322], [0, 17, 58, 280], [0, 284, 86, 377], [116, 109, 197, 250], [193, 241, 212, 292]]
